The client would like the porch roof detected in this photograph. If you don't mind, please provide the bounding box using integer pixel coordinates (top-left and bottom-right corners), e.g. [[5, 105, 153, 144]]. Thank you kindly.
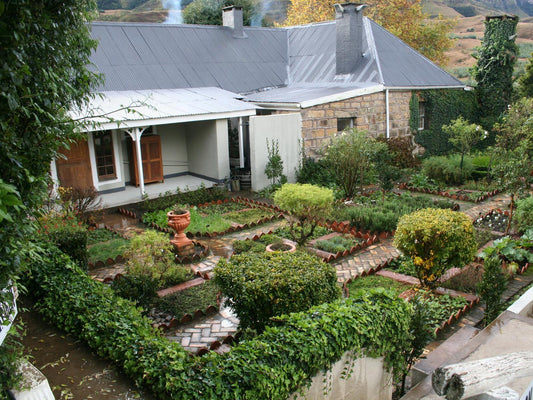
[[72, 87, 257, 132]]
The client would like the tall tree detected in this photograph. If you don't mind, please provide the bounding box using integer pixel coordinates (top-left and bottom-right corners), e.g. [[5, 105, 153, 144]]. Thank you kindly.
[[282, 0, 455, 66], [472, 15, 518, 131], [0, 0, 100, 389]]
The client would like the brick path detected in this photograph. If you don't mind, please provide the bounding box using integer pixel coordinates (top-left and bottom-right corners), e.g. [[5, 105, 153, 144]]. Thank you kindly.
[[91, 193, 513, 354]]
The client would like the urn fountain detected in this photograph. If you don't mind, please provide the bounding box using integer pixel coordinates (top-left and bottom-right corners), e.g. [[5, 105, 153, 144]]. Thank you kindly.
[[167, 209, 195, 257]]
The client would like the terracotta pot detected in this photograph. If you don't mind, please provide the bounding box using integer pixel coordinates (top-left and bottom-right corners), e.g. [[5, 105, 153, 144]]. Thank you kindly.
[[167, 210, 193, 249], [265, 242, 297, 253]]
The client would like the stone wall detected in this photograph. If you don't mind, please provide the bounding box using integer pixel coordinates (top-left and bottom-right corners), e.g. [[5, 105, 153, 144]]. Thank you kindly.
[[299, 90, 412, 157]]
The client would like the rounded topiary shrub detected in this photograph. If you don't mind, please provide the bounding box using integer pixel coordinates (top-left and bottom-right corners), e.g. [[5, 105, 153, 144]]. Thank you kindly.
[[393, 208, 477, 289], [214, 251, 341, 333], [514, 195, 533, 234]]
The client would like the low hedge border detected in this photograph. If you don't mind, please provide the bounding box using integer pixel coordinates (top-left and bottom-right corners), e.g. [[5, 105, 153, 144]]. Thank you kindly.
[[25, 244, 413, 400]]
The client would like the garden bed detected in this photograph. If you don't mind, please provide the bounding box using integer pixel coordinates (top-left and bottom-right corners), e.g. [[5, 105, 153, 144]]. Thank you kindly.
[[87, 227, 130, 268], [399, 182, 500, 203]]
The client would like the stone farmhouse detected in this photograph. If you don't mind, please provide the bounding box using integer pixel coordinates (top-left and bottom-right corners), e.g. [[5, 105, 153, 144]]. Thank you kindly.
[[54, 3, 464, 206]]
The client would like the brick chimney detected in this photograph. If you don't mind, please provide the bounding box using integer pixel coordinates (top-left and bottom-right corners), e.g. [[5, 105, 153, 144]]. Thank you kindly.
[[335, 3, 366, 75], [223, 6, 246, 38]]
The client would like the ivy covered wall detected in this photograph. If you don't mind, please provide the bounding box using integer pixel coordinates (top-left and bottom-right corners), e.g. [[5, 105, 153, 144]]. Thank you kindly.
[[412, 89, 479, 156]]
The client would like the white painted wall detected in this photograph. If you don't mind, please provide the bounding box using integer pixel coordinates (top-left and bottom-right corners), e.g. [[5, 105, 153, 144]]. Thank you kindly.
[[249, 113, 301, 191], [186, 119, 229, 180], [158, 124, 189, 176], [290, 354, 392, 400]]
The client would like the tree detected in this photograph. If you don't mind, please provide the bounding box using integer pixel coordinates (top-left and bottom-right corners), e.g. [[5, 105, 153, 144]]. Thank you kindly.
[[443, 116, 487, 174], [264, 138, 284, 186], [323, 129, 386, 198], [182, 0, 260, 26], [472, 15, 518, 131], [282, 0, 455, 66], [492, 98, 533, 234], [477, 255, 507, 326], [393, 208, 477, 289], [273, 183, 333, 245], [518, 52, 533, 98], [0, 0, 100, 390]]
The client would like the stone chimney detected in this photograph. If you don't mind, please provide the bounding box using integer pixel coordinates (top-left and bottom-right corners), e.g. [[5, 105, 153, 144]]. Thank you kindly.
[[335, 3, 366, 75], [223, 6, 246, 38]]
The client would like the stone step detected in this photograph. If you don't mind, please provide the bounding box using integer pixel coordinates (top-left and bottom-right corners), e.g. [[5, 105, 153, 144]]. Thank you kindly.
[[411, 325, 480, 387]]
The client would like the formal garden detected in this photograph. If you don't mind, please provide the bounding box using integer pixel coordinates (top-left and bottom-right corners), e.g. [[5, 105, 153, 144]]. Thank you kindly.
[[3, 4, 533, 399]]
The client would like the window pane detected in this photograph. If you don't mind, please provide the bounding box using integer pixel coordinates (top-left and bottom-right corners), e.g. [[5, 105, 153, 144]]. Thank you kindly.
[[94, 131, 116, 180]]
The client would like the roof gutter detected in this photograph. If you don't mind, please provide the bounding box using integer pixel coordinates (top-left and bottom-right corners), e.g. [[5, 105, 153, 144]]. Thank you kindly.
[[249, 102, 301, 111], [384, 85, 465, 91]]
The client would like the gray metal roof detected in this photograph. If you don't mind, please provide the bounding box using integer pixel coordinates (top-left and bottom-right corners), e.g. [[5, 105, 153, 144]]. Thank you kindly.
[[89, 16, 463, 103], [90, 22, 288, 93], [70, 87, 257, 131]]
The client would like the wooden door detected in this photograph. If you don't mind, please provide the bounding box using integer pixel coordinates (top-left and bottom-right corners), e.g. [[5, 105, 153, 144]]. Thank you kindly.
[[56, 140, 93, 189], [130, 135, 164, 186]]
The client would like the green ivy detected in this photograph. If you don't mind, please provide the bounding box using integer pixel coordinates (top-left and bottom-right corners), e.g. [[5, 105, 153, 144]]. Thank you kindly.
[[413, 90, 478, 156], [24, 244, 413, 400]]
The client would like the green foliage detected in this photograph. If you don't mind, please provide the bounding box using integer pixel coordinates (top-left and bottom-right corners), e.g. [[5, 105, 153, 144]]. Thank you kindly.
[[444, 117, 487, 174], [111, 274, 158, 311], [87, 228, 121, 245], [123, 230, 192, 289], [414, 89, 479, 155], [408, 172, 439, 191], [37, 211, 88, 268], [222, 208, 277, 225], [473, 16, 518, 130], [315, 235, 361, 253], [0, 0, 99, 333], [88, 237, 129, 264], [409, 93, 420, 133], [214, 251, 341, 332], [97, 0, 122, 9], [155, 280, 220, 317], [514, 196, 533, 234], [478, 255, 507, 326], [182, 0, 260, 25], [422, 154, 474, 185], [518, 51, 533, 98], [143, 205, 232, 234], [393, 208, 477, 289], [265, 138, 284, 185], [471, 154, 491, 180], [273, 183, 333, 245], [480, 231, 533, 267], [0, 323, 25, 397], [323, 129, 387, 197], [141, 184, 227, 213], [347, 275, 408, 296], [25, 248, 413, 399], [296, 157, 335, 187], [343, 192, 456, 233], [377, 136, 421, 170]]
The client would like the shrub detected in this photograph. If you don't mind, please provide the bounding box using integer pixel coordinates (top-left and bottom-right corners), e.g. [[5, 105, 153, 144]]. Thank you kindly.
[[376, 136, 420, 169], [37, 210, 88, 268], [315, 235, 361, 253], [123, 230, 192, 289], [273, 183, 333, 245], [110, 274, 159, 311], [471, 154, 491, 181], [214, 251, 341, 333], [478, 255, 507, 326], [514, 196, 533, 234], [422, 154, 474, 185], [323, 129, 387, 197], [393, 208, 477, 289], [265, 138, 284, 185], [296, 157, 335, 187], [154, 280, 220, 317], [24, 247, 412, 400]]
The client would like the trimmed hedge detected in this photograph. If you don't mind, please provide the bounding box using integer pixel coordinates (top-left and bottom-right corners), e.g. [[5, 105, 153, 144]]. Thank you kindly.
[[214, 251, 341, 332], [24, 244, 413, 399]]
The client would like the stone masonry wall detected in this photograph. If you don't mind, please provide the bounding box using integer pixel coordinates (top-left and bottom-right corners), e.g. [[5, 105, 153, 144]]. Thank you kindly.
[[299, 90, 412, 157]]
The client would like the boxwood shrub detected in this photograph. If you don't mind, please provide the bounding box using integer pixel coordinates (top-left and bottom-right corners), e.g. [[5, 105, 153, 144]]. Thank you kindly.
[[24, 244, 413, 400], [214, 251, 341, 332]]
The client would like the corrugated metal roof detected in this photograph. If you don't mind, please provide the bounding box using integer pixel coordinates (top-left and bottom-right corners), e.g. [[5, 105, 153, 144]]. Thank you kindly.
[[89, 16, 463, 104], [90, 22, 288, 93], [71, 87, 257, 130]]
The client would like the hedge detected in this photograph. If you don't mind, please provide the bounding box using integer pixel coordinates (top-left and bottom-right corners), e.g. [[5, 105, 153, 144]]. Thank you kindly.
[[24, 244, 412, 399]]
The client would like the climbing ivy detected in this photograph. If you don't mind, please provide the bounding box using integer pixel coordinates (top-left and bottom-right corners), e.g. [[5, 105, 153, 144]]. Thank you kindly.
[[472, 15, 518, 131], [413, 89, 478, 156]]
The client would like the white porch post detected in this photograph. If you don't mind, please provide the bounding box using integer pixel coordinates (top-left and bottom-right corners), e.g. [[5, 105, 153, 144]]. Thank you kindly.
[[238, 117, 245, 169], [124, 127, 148, 198]]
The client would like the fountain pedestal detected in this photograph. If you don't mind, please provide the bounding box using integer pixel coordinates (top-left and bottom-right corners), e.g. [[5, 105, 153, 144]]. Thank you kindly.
[[167, 210, 195, 257]]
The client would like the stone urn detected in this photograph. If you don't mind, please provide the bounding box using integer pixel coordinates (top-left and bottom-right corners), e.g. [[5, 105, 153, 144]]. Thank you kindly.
[[167, 209, 194, 256]]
